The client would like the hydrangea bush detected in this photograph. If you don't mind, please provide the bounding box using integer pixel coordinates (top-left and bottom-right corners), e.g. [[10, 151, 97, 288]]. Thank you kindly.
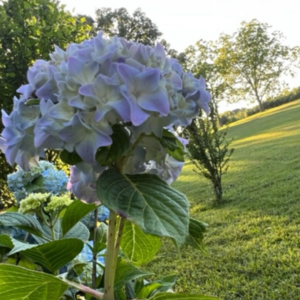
[[0, 33, 216, 300], [7, 160, 68, 202]]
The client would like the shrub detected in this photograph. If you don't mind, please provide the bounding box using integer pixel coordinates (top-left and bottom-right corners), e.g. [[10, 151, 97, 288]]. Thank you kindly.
[[184, 103, 234, 205]]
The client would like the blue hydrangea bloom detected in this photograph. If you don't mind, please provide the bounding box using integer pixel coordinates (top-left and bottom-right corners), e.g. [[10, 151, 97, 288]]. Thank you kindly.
[[7, 160, 68, 202], [78, 241, 105, 265]]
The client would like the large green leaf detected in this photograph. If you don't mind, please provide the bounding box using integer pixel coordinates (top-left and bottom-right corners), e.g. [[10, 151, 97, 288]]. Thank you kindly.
[[61, 200, 96, 236], [0, 212, 45, 238], [186, 219, 208, 250], [149, 293, 220, 300], [114, 258, 152, 289], [0, 264, 69, 300], [121, 220, 161, 266], [97, 170, 189, 246], [32, 219, 89, 243], [13, 238, 84, 274]]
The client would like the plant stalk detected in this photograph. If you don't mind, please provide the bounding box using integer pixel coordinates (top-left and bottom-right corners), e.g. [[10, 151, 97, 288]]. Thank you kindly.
[[92, 207, 98, 289], [103, 210, 118, 300], [114, 217, 125, 263]]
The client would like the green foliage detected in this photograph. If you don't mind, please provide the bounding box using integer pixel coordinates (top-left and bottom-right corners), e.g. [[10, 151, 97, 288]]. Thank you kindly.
[[121, 220, 162, 266], [95, 7, 162, 45], [0, 0, 91, 116], [216, 19, 298, 111], [184, 104, 234, 205], [149, 100, 300, 299], [114, 258, 153, 289], [96, 169, 189, 246], [219, 87, 300, 126], [183, 40, 228, 108], [0, 153, 15, 211], [0, 264, 69, 300], [61, 201, 96, 236], [149, 293, 219, 300]]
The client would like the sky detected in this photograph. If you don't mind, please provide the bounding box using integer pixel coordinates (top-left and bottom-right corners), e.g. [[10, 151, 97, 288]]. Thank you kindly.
[[60, 0, 300, 111]]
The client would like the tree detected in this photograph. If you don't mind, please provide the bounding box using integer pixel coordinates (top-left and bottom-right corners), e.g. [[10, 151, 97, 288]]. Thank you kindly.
[[184, 40, 229, 116], [216, 19, 298, 112], [0, 0, 92, 116], [95, 7, 162, 45]]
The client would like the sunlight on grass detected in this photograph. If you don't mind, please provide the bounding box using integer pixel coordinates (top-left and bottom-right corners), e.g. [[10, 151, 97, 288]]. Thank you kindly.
[[148, 99, 300, 299]]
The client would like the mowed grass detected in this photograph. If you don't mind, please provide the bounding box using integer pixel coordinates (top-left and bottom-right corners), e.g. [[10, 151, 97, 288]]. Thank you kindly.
[[147, 99, 300, 299]]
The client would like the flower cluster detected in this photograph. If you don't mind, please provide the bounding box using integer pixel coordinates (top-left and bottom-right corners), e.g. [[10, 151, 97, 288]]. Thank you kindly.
[[0, 32, 211, 203], [7, 161, 68, 202], [18, 193, 49, 214], [18, 193, 72, 216], [43, 195, 72, 213]]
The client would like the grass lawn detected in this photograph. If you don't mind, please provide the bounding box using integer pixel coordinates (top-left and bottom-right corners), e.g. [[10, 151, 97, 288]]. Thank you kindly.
[[148, 99, 300, 300]]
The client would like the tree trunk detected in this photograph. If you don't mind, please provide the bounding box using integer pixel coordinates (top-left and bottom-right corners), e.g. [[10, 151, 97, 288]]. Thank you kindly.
[[254, 89, 264, 112]]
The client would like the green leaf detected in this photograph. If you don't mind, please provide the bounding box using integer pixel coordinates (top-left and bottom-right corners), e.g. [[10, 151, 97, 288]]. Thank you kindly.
[[60, 150, 83, 165], [151, 275, 177, 293], [149, 292, 220, 300], [63, 221, 90, 241], [158, 130, 185, 162], [0, 234, 14, 249], [24, 98, 40, 106], [186, 219, 208, 251], [23, 175, 44, 193], [114, 258, 152, 289], [20, 238, 84, 274], [97, 170, 189, 246], [136, 282, 162, 299], [96, 124, 130, 165], [135, 275, 178, 298], [94, 222, 108, 253], [121, 220, 161, 266], [0, 212, 45, 238], [61, 200, 96, 236], [0, 264, 69, 300], [7, 237, 36, 255]]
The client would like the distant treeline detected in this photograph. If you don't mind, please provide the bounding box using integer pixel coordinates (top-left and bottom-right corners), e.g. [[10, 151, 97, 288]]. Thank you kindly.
[[219, 86, 300, 126]]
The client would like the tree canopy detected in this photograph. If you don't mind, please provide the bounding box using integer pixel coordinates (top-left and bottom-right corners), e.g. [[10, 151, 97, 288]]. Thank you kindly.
[[0, 0, 91, 115], [95, 7, 162, 45], [184, 40, 229, 110], [216, 19, 298, 111]]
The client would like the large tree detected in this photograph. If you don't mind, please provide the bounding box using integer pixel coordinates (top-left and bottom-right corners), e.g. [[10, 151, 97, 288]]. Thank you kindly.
[[184, 40, 229, 112], [216, 19, 298, 111], [95, 7, 162, 46], [0, 0, 91, 115]]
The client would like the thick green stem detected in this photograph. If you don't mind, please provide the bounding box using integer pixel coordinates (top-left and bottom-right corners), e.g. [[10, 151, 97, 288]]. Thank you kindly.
[[92, 207, 98, 289], [50, 223, 56, 241], [114, 217, 125, 263], [103, 210, 118, 300]]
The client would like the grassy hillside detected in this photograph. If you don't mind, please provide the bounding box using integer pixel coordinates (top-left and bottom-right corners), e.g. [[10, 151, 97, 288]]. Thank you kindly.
[[148, 99, 300, 300]]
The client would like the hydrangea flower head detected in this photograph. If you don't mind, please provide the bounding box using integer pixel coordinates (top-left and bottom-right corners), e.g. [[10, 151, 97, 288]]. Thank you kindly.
[[7, 161, 68, 202], [18, 193, 49, 214], [0, 32, 211, 203]]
